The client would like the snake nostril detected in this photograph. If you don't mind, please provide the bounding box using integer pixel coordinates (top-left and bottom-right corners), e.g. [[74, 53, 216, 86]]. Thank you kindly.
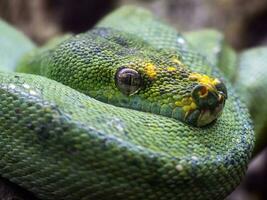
[[199, 86, 208, 97], [192, 85, 208, 102]]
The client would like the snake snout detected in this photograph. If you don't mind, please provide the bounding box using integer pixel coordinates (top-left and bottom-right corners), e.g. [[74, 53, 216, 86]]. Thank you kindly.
[[192, 84, 223, 109], [187, 82, 227, 127]]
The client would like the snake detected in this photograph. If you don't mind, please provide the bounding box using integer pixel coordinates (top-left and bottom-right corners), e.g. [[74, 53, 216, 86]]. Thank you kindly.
[[0, 5, 263, 200]]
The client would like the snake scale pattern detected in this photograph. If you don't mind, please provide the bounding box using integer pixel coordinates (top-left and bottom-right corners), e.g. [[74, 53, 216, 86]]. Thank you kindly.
[[0, 5, 256, 200]]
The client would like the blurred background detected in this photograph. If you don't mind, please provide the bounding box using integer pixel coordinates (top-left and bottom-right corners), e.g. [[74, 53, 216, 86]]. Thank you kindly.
[[1, 0, 267, 49], [0, 0, 267, 199]]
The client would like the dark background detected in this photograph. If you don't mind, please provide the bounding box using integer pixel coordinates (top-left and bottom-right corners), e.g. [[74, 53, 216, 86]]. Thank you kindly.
[[0, 0, 267, 200], [1, 0, 267, 49]]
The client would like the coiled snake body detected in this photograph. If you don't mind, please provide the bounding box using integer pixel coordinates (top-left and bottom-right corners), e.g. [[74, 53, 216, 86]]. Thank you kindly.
[[0, 5, 262, 200]]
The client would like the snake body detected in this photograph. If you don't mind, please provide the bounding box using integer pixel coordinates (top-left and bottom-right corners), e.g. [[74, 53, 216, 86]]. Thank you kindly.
[[0, 6, 255, 200]]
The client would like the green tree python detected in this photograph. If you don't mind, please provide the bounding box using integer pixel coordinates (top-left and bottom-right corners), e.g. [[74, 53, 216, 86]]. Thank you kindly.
[[2, 5, 267, 200]]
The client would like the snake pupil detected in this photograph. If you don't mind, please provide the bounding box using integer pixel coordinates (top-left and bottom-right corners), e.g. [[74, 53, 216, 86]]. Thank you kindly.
[[115, 67, 142, 95]]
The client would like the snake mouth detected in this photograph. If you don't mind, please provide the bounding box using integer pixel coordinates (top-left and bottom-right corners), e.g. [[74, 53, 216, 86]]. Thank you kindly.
[[188, 100, 225, 127]]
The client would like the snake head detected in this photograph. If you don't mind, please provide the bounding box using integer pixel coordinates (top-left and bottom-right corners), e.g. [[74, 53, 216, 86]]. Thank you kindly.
[[114, 61, 227, 127], [47, 27, 227, 128]]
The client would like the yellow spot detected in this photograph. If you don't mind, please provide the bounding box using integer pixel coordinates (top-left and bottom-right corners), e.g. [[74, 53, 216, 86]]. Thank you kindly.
[[189, 72, 219, 91], [213, 78, 221, 85], [175, 97, 197, 114], [167, 66, 176, 72], [182, 97, 192, 105], [145, 63, 157, 79], [175, 101, 183, 107], [190, 102, 197, 110], [183, 105, 191, 112], [172, 58, 183, 66]]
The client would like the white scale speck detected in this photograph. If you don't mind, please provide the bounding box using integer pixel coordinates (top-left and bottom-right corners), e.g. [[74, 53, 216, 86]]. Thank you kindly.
[[175, 164, 183, 172], [177, 38, 185, 44], [213, 46, 221, 54], [29, 90, 38, 96], [191, 156, 198, 161], [236, 138, 241, 143], [109, 118, 125, 133], [22, 84, 30, 89], [116, 138, 123, 143], [9, 84, 16, 89]]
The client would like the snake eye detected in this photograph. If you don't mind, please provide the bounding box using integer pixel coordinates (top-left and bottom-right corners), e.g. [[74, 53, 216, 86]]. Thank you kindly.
[[115, 67, 142, 95], [215, 81, 228, 99]]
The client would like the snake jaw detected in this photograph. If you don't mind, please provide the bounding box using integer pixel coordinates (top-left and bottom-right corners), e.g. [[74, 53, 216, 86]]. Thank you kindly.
[[196, 99, 225, 127]]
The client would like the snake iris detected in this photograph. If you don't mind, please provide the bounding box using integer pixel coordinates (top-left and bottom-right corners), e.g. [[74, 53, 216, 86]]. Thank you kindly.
[[0, 6, 254, 200]]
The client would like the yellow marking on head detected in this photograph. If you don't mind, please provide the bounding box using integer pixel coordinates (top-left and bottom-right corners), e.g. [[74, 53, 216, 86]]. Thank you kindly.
[[175, 97, 191, 107], [190, 102, 197, 110], [189, 72, 219, 91], [171, 58, 184, 66], [183, 105, 191, 112], [175, 97, 197, 112], [182, 102, 197, 112], [167, 66, 177, 72], [175, 101, 183, 107], [182, 97, 192, 105], [213, 78, 221, 85], [145, 63, 157, 79]]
